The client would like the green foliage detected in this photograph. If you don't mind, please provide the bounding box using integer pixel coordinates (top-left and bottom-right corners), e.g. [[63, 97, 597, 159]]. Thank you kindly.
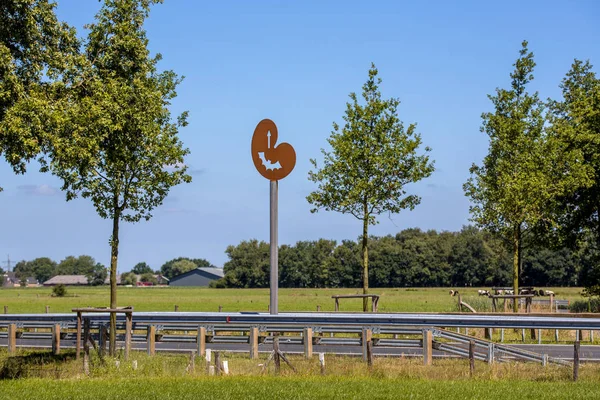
[[570, 298, 600, 313], [0, 0, 79, 191], [308, 64, 434, 304], [140, 272, 158, 285], [120, 272, 137, 286], [52, 284, 67, 297], [462, 41, 586, 305], [132, 262, 153, 275], [57, 255, 97, 276], [222, 240, 270, 288], [160, 258, 214, 279], [13, 257, 57, 283], [86, 263, 108, 286], [548, 60, 600, 295]]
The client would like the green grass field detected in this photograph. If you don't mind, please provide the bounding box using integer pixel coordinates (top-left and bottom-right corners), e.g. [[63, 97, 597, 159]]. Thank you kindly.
[[0, 286, 587, 314], [1, 351, 600, 399]]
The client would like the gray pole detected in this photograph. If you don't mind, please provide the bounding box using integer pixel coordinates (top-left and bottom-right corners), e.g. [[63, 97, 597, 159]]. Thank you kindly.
[[270, 180, 278, 315]]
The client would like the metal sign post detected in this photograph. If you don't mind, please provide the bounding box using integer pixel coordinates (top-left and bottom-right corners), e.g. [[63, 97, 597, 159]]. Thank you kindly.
[[270, 180, 278, 314], [252, 119, 296, 315]]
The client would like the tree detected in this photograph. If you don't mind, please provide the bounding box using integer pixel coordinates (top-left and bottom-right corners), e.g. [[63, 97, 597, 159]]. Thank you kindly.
[[120, 271, 137, 286], [13, 257, 57, 284], [132, 262, 152, 275], [57, 255, 97, 275], [160, 257, 213, 279], [0, 0, 78, 191], [170, 259, 197, 277], [548, 60, 599, 294], [307, 64, 434, 310], [463, 42, 579, 310], [86, 263, 108, 286], [140, 272, 158, 285], [49, 0, 191, 355], [222, 240, 270, 288]]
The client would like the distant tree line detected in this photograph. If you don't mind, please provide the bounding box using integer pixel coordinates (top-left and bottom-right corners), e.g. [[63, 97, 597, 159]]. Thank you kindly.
[[216, 226, 593, 289], [13, 255, 107, 286]]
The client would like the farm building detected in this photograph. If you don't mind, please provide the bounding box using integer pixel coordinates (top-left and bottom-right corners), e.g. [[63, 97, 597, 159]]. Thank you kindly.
[[43, 275, 89, 286], [2, 272, 39, 287], [169, 267, 224, 287]]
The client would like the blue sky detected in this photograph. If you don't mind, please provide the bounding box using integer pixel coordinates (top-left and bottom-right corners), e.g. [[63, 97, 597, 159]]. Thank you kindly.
[[1, 0, 599, 273]]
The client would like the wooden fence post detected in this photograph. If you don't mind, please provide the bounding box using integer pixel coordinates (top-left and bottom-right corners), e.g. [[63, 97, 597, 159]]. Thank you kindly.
[[249, 326, 259, 359], [367, 340, 373, 367], [304, 327, 313, 359], [574, 340, 580, 382], [52, 324, 61, 355], [362, 328, 372, 362], [8, 323, 16, 354], [197, 326, 206, 358], [174, 305, 179, 312], [45, 305, 49, 314], [423, 329, 433, 366], [3, 305, 7, 314], [99, 325, 107, 357], [147, 325, 156, 356]]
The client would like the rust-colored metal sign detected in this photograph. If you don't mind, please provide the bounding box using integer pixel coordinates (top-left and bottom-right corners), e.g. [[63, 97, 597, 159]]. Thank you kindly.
[[251, 119, 296, 181]]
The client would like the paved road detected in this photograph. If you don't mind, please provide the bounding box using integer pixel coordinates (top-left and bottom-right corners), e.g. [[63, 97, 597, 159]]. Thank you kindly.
[[3, 338, 600, 361]]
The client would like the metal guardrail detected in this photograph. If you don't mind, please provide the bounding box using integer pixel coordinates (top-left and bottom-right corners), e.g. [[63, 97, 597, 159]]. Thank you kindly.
[[2, 312, 600, 330]]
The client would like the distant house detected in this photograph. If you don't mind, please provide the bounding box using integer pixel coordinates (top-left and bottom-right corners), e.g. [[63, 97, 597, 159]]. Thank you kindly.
[[2, 272, 39, 288], [169, 267, 224, 287], [43, 275, 88, 286]]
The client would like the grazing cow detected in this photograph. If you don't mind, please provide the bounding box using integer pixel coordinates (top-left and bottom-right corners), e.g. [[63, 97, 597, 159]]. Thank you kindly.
[[449, 290, 455, 296], [505, 290, 514, 295], [544, 290, 555, 296], [477, 290, 490, 296], [495, 289, 504, 295]]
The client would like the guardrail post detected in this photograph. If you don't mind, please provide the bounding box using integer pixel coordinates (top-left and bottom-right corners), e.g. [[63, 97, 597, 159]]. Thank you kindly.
[[500, 329, 504, 342], [591, 330, 594, 343], [555, 329, 559, 343], [362, 328, 372, 362], [487, 343, 494, 365], [52, 324, 61, 355], [76, 312, 82, 360], [125, 312, 132, 361], [8, 323, 16, 354], [197, 326, 206, 357], [485, 328, 492, 340], [304, 327, 313, 359], [147, 325, 156, 356], [249, 326, 259, 359], [422, 329, 432, 366], [574, 341, 580, 381], [469, 340, 475, 377], [538, 329, 542, 345]]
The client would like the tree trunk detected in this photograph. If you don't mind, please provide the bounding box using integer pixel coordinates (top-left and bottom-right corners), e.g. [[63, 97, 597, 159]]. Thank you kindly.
[[109, 208, 120, 356], [512, 224, 521, 313], [362, 204, 369, 312]]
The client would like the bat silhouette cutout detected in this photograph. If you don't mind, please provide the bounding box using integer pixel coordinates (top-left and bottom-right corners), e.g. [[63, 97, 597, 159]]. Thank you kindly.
[[251, 119, 296, 181], [258, 152, 282, 170]]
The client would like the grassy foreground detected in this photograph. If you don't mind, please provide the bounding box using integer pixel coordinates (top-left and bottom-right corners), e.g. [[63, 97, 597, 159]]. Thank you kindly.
[[2, 376, 600, 400], [1, 350, 600, 400], [0, 286, 586, 314]]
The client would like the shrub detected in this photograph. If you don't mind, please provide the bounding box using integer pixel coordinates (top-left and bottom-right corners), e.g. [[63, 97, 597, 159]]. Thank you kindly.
[[570, 298, 600, 313], [52, 284, 67, 297]]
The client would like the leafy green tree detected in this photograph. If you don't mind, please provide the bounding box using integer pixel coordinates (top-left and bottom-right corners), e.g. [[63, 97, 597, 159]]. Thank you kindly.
[[307, 64, 434, 310], [463, 42, 583, 309], [86, 263, 108, 286], [160, 257, 213, 279], [120, 271, 137, 286], [170, 259, 197, 277], [57, 255, 97, 275], [0, 0, 78, 191], [14, 257, 57, 283], [324, 240, 362, 288], [222, 240, 270, 288], [140, 272, 158, 285], [132, 262, 153, 275], [49, 0, 191, 355], [548, 60, 599, 294]]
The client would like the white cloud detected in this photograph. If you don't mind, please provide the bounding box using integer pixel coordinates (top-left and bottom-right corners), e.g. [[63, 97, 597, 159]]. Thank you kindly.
[[17, 184, 59, 196]]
